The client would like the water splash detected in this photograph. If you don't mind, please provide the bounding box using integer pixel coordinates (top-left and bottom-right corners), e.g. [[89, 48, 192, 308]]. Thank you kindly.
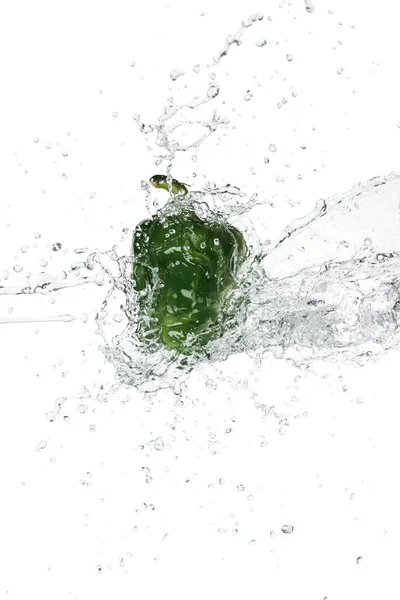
[[3, 11, 400, 402], [93, 173, 400, 393]]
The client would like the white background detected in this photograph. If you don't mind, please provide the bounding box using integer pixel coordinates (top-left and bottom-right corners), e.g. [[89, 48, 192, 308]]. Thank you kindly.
[[1, 1, 400, 599]]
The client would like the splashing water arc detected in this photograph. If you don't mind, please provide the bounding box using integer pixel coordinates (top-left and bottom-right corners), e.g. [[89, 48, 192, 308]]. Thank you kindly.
[[93, 172, 400, 393]]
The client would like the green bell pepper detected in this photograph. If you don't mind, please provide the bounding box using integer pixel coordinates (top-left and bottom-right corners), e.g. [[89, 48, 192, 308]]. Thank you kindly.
[[132, 176, 248, 353]]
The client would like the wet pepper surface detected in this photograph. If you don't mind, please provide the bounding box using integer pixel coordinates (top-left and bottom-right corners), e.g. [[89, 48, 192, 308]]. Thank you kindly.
[[132, 180, 248, 353]]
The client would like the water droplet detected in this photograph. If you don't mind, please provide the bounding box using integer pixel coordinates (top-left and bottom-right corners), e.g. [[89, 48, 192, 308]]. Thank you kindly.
[[34, 232, 41, 239], [130, 61, 136, 67], [244, 90, 253, 101], [21, 245, 29, 253], [337, 67, 345, 75], [36, 440, 47, 452], [236, 484, 245, 491], [269, 144, 277, 152], [154, 437, 164, 451], [207, 82, 220, 99], [257, 12, 264, 20], [356, 556, 363, 564], [39, 260, 48, 267], [305, 0, 315, 13], [193, 64, 201, 73], [256, 38, 267, 47], [33, 137, 39, 143], [62, 151, 68, 157], [301, 144, 307, 150], [52, 242, 62, 251], [170, 68, 185, 81], [13, 264, 23, 273], [264, 156, 270, 163], [286, 54, 294, 62], [281, 524, 294, 534], [213, 238, 220, 246], [45, 143, 51, 149], [112, 111, 118, 118]]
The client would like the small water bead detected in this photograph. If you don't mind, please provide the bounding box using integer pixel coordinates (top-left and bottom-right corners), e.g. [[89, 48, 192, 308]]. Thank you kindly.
[[45, 143, 51, 149], [112, 111, 118, 118], [33, 137, 39, 143], [269, 144, 277, 152], [62, 151, 68, 157], [213, 238, 220, 246], [281, 524, 294, 534], [130, 61, 136, 67], [264, 157, 270, 163], [170, 68, 185, 81], [305, 0, 315, 13], [286, 54, 294, 61], [154, 437, 164, 451], [207, 82, 220, 98], [20, 245, 29, 253], [244, 90, 253, 101], [356, 556, 363, 564], [337, 67, 345, 74], [39, 260, 48, 267], [36, 440, 47, 452], [193, 64, 201, 73], [52, 242, 62, 251], [301, 144, 307, 149], [256, 38, 267, 47], [236, 484, 245, 491], [13, 264, 23, 273]]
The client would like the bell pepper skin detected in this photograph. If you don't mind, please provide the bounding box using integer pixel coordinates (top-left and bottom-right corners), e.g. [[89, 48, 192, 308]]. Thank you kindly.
[[132, 177, 248, 353]]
